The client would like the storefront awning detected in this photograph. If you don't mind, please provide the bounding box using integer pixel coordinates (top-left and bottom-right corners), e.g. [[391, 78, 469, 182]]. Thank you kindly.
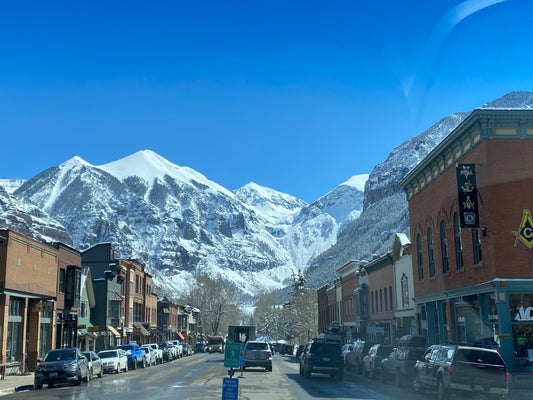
[[177, 331, 185, 340], [77, 317, 93, 336], [133, 323, 150, 336], [107, 326, 120, 338]]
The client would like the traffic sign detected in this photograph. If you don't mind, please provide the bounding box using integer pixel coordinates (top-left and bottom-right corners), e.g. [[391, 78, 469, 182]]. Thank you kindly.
[[224, 342, 244, 368], [222, 377, 239, 400]]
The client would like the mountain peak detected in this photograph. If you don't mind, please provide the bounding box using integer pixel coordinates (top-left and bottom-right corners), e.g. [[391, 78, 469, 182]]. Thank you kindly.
[[340, 174, 369, 192]]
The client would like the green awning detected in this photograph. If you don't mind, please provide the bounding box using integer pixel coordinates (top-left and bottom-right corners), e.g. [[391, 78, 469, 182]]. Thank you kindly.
[[77, 317, 93, 336]]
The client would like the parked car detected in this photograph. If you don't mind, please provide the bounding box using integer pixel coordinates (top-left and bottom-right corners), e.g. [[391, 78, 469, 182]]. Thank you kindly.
[[147, 343, 164, 364], [341, 342, 354, 363], [195, 342, 207, 353], [345, 340, 373, 374], [158, 342, 174, 362], [140, 345, 157, 366], [83, 351, 103, 380], [169, 340, 184, 358], [362, 344, 394, 379], [299, 339, 343, 381], [380, 345, 425, 386], [243, 341, 273, 372], [182, 343, 193, 356], [115, 343, 147, 369], [98, 349, 128, 374], [413, 344, 509, 400], [34, 347, 90, 389]]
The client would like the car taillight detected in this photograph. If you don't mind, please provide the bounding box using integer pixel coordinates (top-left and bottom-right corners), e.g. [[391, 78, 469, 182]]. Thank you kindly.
[[268, 351, 272, 357], [505, 371, 509, 384], [448, 365, 455, 377]]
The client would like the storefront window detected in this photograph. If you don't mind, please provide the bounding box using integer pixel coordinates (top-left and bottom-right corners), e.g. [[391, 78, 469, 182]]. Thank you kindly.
[[7, 298, 24, 362], [510, 294, 533, 367]]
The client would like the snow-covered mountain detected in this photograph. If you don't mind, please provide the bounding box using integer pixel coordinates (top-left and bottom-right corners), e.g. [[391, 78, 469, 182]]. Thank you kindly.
[[10, 150, 366, 297], [4, 91, 533, 296]]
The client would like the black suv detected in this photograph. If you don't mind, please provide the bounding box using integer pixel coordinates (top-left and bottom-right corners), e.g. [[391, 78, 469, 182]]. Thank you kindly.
[[299, 339, 344, 381], [413, 344, 509, 400]]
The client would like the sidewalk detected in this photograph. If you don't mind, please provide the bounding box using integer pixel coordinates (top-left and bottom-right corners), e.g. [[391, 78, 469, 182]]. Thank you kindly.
[[0, 372, 34, 396]]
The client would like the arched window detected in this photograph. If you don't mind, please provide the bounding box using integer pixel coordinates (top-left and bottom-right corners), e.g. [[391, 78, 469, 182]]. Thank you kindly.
[[440, 220, 449, 274], [417, 234, 424, 280], [427, 227, 435, 277], [454, 213, 463, 270], [473, 228, 483, 264]]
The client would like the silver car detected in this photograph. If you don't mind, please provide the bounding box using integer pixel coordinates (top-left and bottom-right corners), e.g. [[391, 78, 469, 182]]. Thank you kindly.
[[83, 351, 103, 379], [140, 345, 157, 366], [243, 341, 272, 372]]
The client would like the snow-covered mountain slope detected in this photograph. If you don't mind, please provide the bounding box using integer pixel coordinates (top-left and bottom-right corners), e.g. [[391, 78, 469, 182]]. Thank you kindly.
[[0, 178, 26, 194], [12, 150, 365, 296], [0, 185, 72, 245]]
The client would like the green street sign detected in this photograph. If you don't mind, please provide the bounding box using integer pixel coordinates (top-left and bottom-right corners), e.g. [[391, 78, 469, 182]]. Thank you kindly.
[[224, 342, 245, 368]]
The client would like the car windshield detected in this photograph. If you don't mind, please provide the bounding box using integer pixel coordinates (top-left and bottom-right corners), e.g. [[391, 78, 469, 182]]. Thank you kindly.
[[99, 351, 118, 359], [44, 350, 77, 361]]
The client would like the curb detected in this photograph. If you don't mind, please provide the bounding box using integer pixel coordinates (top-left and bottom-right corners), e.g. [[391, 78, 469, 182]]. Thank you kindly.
[[0, 387, 15, 396]]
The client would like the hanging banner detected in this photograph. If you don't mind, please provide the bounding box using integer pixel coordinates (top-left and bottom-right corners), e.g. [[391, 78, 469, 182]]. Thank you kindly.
[[456, 164, 479, 228]]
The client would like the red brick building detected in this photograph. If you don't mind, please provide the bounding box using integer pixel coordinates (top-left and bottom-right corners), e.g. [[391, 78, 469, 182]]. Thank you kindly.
[[400, 108, 533, 384]]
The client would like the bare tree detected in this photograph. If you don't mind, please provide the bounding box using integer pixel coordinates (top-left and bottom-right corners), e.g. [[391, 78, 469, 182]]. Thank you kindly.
[[186, 275, 239, 336]]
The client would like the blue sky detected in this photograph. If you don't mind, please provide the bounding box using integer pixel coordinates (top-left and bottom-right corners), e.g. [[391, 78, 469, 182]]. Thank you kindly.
[[1, 0, 531, 202]]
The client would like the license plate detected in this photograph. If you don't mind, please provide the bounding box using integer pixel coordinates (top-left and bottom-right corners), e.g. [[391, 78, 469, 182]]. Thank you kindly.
[[323, 357, 330, 362], [474, 385, 484, 391], [50, 372, 58, 377]]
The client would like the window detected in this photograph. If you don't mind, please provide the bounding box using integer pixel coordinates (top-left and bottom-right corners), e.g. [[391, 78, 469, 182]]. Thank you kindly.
[[401, 274, 409, 308], [371, 291, 374, 313], [59, 268, 66, 293], [417, 234, 424, 280], [454, 213, 463, 270], [7, 298, 24, 362], [135, 275, 140, 294], [389, 286, 393, 310], [380, 289, 383, 312], [473, 228, 483, 264], [440, 221, 449, 274], [427, 228, 435, 277]]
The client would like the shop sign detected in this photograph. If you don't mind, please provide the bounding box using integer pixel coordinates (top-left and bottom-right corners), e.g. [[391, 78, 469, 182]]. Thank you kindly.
[[456, 164, 479, 228], [513, 209, 533, 248], [514, 306, 533, 321]]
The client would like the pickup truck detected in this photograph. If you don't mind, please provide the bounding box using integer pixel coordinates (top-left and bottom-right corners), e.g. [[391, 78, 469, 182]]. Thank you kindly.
[[115, 344, 147, 369], [413, 344, 509, 400]]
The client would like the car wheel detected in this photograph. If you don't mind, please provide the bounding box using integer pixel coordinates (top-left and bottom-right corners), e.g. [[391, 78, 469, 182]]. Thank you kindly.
[[74, 371, 82, 386], [304, 366, 311, 378], [437, 378, 448, 400], [34, 383, 43, 390], [412, 375, 424, 393], [48, 383, 55, 388], [124, 362, 128, 372], [116, 364, 120, 374], [299, 364, 304, 377], [98, 367, 103, 378]]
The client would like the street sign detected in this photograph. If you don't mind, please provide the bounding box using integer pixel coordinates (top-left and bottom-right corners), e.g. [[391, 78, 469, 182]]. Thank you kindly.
[[224, 342, 244, 368], [222, 377, 239, 400]]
